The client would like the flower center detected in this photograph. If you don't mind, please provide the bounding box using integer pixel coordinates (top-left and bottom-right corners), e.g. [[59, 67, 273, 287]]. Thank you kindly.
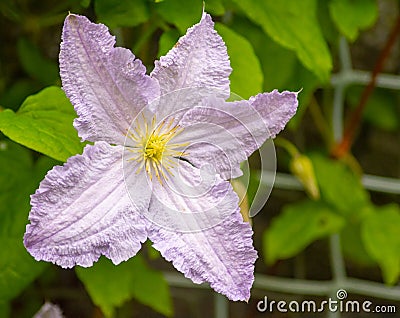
[[127, 116, 188, 184], [144, 134, 166, 161]]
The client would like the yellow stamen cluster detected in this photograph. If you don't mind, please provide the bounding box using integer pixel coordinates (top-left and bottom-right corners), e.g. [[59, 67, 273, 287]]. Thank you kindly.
[[128, 116, 188, 184]]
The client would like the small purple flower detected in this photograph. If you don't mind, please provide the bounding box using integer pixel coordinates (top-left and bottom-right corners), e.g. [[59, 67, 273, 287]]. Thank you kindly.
[[24, 12, 298, 301], [33, 302, 64, 318]]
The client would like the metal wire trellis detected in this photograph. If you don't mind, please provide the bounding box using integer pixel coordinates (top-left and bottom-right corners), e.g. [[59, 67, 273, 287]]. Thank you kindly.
[[163, 37, 400, 318]]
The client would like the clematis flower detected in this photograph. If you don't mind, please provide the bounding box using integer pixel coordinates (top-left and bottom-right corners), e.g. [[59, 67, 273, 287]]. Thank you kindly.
[[24, 12, 298, 301]]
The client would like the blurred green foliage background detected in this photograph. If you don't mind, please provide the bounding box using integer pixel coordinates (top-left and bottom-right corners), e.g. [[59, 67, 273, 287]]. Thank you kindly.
[[0, 0, 399, 317]]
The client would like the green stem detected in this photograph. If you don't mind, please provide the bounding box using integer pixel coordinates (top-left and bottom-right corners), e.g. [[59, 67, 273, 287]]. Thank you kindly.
[[309, 96, 333, 147], [274, 137, 299, 158]]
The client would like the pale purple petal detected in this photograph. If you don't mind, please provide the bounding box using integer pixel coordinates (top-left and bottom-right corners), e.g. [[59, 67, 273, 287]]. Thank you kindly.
[[249, 90, 299, 138], [146, 161, 257, 301], [151, 13, 231, 98], [24, 142, 150, 268], [170, 91, 298, 179], [60, 14, 160, 144]]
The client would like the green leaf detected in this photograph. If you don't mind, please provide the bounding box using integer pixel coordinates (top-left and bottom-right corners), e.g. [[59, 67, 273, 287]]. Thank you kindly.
[[0, 141, 48, 302], [81, 0, 91, 8], [205, 0, 225, 15], [0, 140, 32, 182], [0, 86, 84, 162], [155, 0, 203, 33], [0, 141, 33, 238], [258, 36, 298, 92], [341, 221, 376, 266], [0, 239, 47, 302], [0, 80, 40, 111], [317, 0, 340, 44], [146, 241, 161, 260], [227, 15, 319, 125], [17, 38, 59, 86], [215, 23, 263, 98], [285, 62, 319, 129], [0, 302, 10, 318], [33, 155, 61, 181], [310, 154, 370, 214], [76, 255, 172, 317], [329, 0, 378, 42], [0, 0, 22, 22], [361, 204, 400, 285], [263, 200, 345, 264], [157, 29, 180, 58], [227, 15, 297, 91], [94, 0, 149, 28], [232, 0, 332, 81]]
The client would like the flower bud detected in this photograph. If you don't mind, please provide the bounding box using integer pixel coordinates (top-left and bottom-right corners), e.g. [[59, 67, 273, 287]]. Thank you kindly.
[[290, 154, 320, 200]]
